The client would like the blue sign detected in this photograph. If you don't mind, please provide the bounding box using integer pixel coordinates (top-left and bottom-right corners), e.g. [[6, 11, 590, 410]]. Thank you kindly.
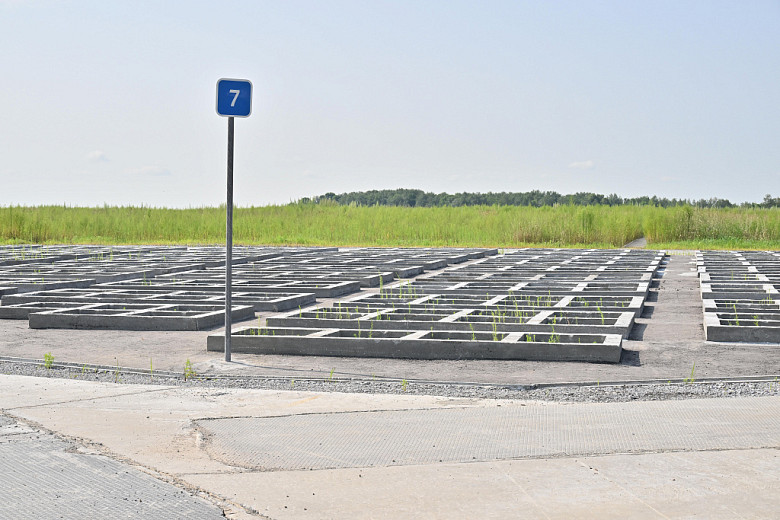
[[216, 78, 252, 117]]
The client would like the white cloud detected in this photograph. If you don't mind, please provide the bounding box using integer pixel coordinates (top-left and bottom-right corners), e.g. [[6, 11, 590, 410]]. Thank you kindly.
[[567, 160, 595, 170], [126, 166, 172, 177], [86, 150, 108, 162]]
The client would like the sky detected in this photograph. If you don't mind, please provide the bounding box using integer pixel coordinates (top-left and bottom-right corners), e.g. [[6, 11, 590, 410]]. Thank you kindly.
[[1, 0, 779, 207]]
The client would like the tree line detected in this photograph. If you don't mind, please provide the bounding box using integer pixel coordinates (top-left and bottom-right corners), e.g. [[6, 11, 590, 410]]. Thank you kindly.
[[298, 189, 780, 208]]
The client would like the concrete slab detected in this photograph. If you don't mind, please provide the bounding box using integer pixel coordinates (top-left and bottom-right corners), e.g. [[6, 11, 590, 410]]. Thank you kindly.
[[0, 414, 227, 520], [196, 396, 780, 470], [2, 375, 779, 519], [182, 449, 780, 520]]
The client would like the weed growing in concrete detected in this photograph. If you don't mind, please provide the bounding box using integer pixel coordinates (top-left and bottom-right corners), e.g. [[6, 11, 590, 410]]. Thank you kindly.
[[401, 379, 408, 392], [43, 352, 54, 369], [684, 362, 696, 384], [183, 359, 197, 381]]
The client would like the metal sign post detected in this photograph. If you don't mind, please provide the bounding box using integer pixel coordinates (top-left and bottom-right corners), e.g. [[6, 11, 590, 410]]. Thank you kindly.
[[216, 78, 252, 362]]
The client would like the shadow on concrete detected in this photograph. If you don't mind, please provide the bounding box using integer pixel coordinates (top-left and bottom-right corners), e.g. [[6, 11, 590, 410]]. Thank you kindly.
[[620, 349, 641, 366], [629, 323, 647, 341]]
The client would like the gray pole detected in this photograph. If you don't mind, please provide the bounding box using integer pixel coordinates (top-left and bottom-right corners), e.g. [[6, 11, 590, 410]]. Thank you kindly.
[[225, 116, 234, 362]]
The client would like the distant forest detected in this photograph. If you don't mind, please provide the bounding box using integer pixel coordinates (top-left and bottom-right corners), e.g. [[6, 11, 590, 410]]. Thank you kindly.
[[301, 189, 780, 209]]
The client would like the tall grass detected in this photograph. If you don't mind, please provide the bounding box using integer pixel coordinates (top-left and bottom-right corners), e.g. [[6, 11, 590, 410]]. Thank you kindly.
[[642, 206, 780, 248], [0, 203, 778, 249]]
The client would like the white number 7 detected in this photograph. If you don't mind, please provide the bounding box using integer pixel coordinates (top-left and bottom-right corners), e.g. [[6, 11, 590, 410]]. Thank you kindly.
[[229, 89, 240, 107]]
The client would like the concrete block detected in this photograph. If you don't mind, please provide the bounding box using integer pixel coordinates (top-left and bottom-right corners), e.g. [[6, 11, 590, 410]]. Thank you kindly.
[[29, 303, 255, 331], [207, 326, 623, 363]]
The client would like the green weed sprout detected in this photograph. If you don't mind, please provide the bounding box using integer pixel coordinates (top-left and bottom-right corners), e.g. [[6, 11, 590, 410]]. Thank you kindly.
[[548, 325, 560, 343], [43, 352, 54, 370], [184, 359, 197, 381], [684, 362, 696, 384]]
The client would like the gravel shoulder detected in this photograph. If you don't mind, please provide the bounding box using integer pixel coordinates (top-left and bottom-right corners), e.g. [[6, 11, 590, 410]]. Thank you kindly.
[[3, 359, 778, 403]]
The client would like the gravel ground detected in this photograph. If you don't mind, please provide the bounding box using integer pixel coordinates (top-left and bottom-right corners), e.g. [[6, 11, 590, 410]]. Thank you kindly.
[[2, 360, 778, 403]]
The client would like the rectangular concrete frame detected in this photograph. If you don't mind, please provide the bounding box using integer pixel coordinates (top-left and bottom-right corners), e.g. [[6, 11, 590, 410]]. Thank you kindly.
[[701, 298, 779, 311], [97, 279, 361, 298], [698, 250, 780, 343], [700, 282, 779, 300], [207, 327, 623, 363], [0, 262, 209, 284], [266, 309, 636, 339], [383, 282, 651, 299], [0, 301, 101, 319], [0, 278, 97, 294], [2, 289, 315, 313], [703, 312, 780, 343], [194, 269, 396, 288], [341, 292, 645, 319], [28, 303, 255, 331], [699, 272, 770, 283]]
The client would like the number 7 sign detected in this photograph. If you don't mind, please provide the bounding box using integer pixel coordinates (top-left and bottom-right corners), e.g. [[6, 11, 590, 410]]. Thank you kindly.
[[216, 78, 252, 117]]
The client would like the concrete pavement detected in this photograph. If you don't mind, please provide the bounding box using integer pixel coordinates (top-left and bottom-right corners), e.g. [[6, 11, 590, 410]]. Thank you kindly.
[[0, 415, 226, 519], [1, 374, 778, 519]]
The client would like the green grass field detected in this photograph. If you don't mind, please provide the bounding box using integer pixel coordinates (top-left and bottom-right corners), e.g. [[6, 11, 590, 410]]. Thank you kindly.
[[1, 204, 779, 249]]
